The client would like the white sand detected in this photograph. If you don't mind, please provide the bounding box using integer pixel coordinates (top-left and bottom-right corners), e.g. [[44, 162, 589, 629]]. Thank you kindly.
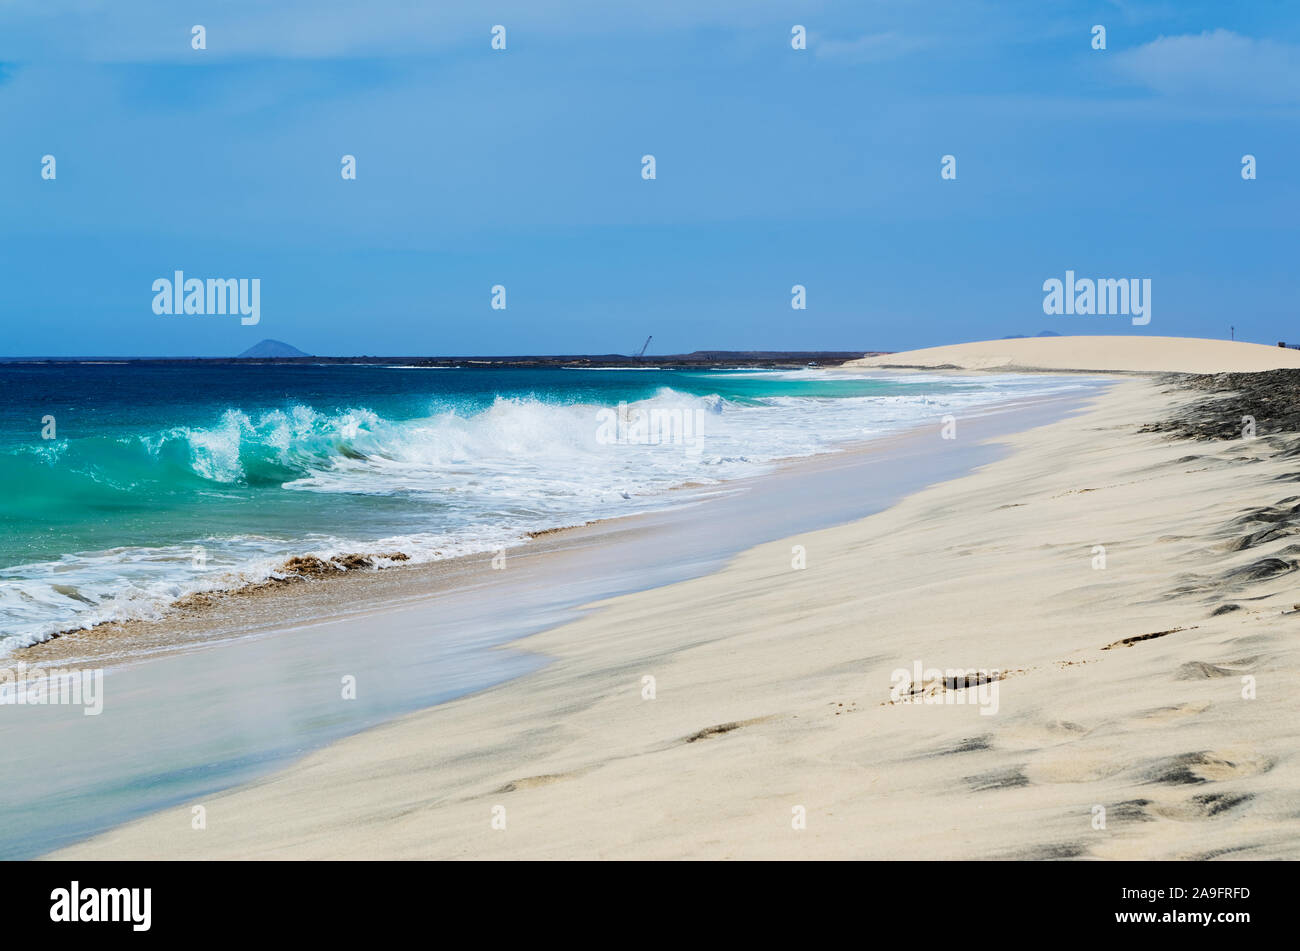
[[850, 335, 1300, 374], [52, 343, 1300, 860]]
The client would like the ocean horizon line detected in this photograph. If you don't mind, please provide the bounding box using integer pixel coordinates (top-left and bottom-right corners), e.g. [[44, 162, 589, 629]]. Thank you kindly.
[[0, 350, 880, 366]]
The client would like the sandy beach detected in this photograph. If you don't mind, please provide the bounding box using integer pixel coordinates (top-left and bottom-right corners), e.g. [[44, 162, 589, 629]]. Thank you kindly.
[[853, 335, 1300, 374], [49, 338, 1300, 860]]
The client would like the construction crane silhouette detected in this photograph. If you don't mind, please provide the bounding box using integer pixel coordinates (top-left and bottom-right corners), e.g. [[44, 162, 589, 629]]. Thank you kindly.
[[633, 336, 652, 360]]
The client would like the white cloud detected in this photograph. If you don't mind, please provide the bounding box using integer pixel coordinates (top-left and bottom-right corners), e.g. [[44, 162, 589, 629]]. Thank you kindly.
[[0, 0, 807, 62], [1112, 29, 1300, 104]]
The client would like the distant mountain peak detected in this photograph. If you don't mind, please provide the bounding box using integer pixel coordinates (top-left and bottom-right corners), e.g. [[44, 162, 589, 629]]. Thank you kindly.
[[237, 339, 310, 359]]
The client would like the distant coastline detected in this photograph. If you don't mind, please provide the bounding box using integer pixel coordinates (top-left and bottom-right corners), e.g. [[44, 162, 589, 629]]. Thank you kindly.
[[0, 350, 877, 368]]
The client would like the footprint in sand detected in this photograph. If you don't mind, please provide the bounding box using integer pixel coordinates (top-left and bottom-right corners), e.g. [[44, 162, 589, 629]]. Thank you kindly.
[[991, 718, 1089, 752], [1142, 748, 1273, 786], [956, 719, 1105, 783], [1028, 751, 1128, 784], [1175, 657, 1257, 680], [1147, 792, 1254, 821], [1131, 701, 1212, 725]]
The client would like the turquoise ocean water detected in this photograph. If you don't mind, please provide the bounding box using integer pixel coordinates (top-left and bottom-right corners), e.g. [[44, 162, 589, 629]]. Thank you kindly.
[[0, 363, 1089, 651]]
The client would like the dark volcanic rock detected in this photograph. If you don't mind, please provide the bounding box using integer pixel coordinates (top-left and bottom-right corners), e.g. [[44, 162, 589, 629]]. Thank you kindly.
[[1140, 369, 1300, 441]]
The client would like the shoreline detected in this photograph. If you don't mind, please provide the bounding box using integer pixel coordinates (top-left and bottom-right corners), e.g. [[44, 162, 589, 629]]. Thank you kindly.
[[13, 384, 1094, 673], [3, 384, 1101, 860], [49, 372, 1300, 860]]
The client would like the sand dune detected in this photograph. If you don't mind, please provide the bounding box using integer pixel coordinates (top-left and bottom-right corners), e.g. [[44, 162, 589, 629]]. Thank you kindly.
[[53, 377, 1300, 860], [849, 335, 1300, 374]]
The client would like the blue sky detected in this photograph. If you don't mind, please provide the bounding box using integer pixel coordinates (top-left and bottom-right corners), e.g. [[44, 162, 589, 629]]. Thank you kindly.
[[1, 0, 1298, 356]]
